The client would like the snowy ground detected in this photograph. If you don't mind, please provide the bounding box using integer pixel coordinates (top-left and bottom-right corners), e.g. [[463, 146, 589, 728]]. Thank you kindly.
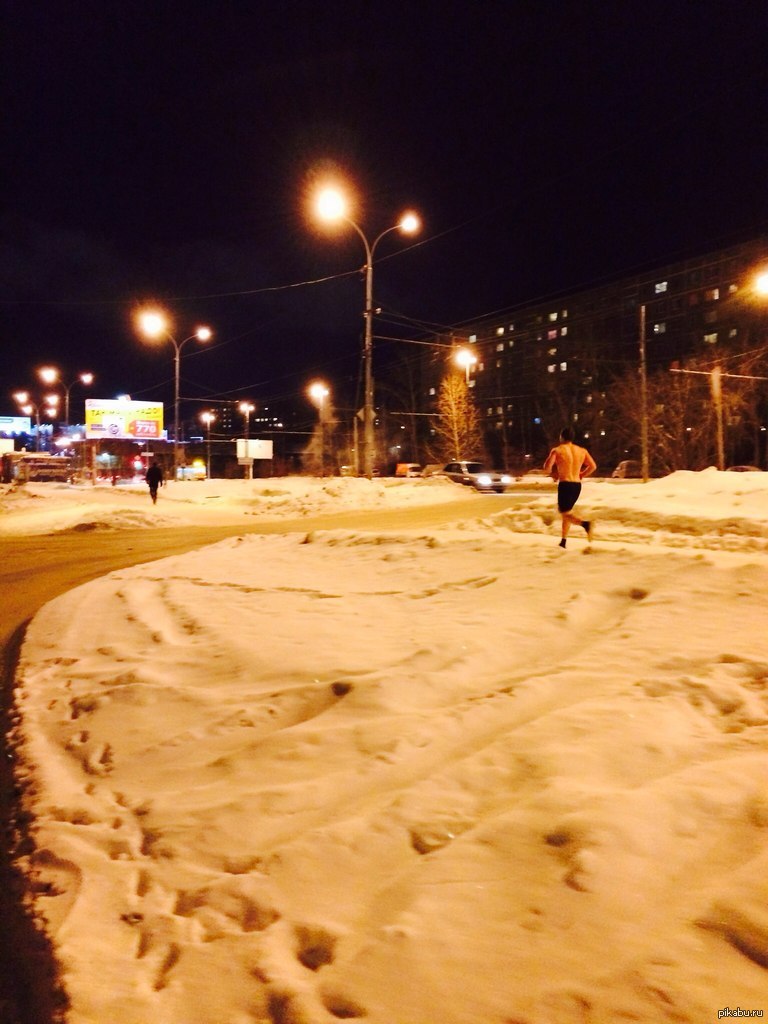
[[7, 471, 768, 1024]]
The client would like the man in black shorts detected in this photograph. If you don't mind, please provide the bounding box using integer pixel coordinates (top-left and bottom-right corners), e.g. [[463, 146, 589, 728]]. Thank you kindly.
[[543, 428, 597, 548]]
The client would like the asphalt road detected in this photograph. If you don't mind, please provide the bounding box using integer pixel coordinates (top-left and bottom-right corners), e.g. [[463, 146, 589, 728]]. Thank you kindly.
[[0, 493, 521, 1024]]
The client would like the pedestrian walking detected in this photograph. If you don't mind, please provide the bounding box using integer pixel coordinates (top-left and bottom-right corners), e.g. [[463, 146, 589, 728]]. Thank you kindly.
[[543, 428, 597, 548], [145, 461, 164, 505]]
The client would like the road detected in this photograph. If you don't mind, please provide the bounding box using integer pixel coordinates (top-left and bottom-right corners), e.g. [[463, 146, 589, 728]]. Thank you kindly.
[[0, 493, 519, 1024]]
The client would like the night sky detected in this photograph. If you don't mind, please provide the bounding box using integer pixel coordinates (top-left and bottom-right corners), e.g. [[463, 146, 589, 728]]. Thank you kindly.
[[2, 1, 767, 419]]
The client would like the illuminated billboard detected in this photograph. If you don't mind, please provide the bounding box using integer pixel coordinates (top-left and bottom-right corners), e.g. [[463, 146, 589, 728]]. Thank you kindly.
[[85, 399, 164, 440]]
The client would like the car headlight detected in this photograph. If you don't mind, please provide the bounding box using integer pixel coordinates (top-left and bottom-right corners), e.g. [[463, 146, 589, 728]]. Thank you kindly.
[[476, 474, 492, 487], [500, 474, 512, 485]]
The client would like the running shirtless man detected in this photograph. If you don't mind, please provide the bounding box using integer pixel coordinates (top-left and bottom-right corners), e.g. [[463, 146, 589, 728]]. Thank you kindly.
[[543, 427, 597, 548]]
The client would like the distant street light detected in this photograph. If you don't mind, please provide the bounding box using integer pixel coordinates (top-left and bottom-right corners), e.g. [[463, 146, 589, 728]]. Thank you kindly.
[[13, 389, 60, 451], [200, 411, 216, 479], [308, 381, 330, 476], [315, 185, 420, 478], [454, 347, 478, 383], [238, 401, 255, 479], [136, 310, 212, 478], [38, 367, 94, 427], [754, 269, 768, 297]]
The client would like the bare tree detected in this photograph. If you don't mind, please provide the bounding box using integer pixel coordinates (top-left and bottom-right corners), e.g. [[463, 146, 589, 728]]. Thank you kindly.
[[430, 373, 484, 463]]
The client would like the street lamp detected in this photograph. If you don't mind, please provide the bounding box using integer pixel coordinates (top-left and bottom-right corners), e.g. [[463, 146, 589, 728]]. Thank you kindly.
[[38, 367, 94, 427], [315, 186, 420, 478], [454, 347, 478, 383], [754, 269, 768, 297], [308, 381, 330, 477], [13, 390, 60, 451], [200, 411, 216, 479], [237, 399, 256, 479], [137, 310, 212, 479]]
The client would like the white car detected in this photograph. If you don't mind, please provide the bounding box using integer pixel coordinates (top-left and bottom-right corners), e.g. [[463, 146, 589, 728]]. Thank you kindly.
[[440, 460, 513, 493]]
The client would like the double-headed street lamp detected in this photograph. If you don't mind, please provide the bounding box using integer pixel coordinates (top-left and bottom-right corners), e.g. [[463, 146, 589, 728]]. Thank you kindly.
[[315, 187, 420, 478], [39, 367, 94, 428], [13, 390, 60, 451], [308, 380, 330, 476], [238, 401, 256, 479], [137, 311, 212, 478]]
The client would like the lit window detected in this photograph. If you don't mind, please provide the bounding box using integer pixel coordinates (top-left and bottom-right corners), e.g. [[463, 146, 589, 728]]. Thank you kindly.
[[655, 281, 668, 294], [548, 311, 558, 322], [508, 323, 515, 331], [704, 332, 718, 344], [496, 342, 504, 351], [496, 326, 504, 336], [469, 334, 477, 343], [429, 387, 436, 396], [548, 347, 557, 356], [468, 379, 476, 388], [728, 283, 738, 294], [705, 287, 720, 301], [653, 322, 666, 334], [586, 394, 593, 403], [560, 362, 567, 371], [496, 359, 502, 368], [548, 329, 557, 340], [547, 364, 556, 373], [478, 362, 485, 372], [729, 328, 737, 338], [487, 407, 493, 416], [561, 326, 568, 336], [561, 309, 568, 318]]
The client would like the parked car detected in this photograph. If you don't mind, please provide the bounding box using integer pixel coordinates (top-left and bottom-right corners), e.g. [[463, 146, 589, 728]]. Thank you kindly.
[[611, 459, 643, 478], [725, 465, 763, 472], [440, 460, 513, 493], [394, 463, 422, 477]]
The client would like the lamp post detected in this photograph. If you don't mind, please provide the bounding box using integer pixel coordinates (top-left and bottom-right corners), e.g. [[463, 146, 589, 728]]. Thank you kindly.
[[137, 311, 212, 479], [39, 367, 94, 428], [315, 187, 420, 478], [13, 390, 60, 451], [454, 347, 478, 384], [308, 381, 330, 476], [200, 411, 216, 479], [238, 401, 255, 479]]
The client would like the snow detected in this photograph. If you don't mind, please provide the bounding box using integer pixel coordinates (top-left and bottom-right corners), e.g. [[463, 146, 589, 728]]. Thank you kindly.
[[7, 470, 768, 1023]]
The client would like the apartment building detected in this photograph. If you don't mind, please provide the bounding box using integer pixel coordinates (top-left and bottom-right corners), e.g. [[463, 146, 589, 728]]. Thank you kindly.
[[422, 236, 768, 471]]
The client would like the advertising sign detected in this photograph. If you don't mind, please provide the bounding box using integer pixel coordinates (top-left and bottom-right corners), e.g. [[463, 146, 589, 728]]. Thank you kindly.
[[236, 438, 273, 460], [0, 415, 32, 436], [85, 399, 164, 440]]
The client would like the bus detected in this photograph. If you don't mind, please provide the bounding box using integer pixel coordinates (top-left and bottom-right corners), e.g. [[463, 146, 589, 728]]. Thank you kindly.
[[2, 452, 75, 483]]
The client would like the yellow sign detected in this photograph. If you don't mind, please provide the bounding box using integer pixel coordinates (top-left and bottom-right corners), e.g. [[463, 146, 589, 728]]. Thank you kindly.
[[85, 399, 164, 440]]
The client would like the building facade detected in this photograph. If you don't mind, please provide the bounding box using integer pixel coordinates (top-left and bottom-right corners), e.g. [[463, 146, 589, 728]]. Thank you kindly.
[[422, 236, 768, 473]]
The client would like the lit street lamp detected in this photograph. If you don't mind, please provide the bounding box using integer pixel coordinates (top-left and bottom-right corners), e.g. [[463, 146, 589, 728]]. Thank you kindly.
[[39, 367, 94, 427], [13, 390, 60, 451], [308, 381, 330, 476], [137, 310, 212, 478], [238, 401, 255, 479], [315, 186, 420, 478], [200, 411, 216, 479], [454, 347, 478, 383]]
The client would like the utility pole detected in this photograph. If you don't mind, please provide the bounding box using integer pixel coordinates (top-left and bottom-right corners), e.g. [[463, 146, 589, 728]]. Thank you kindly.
[[639, 304, 649, 482]]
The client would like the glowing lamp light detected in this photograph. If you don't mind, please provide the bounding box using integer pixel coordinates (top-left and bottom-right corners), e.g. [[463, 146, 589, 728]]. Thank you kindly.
[[399, 212, 420, 234], [39, 366, 58, 384], [755, 270, 768, 297], [308, 381, 330, 403], [137, 310, 169, 339], [196, 326, 212, 342], [316, 188, 347, 222]]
